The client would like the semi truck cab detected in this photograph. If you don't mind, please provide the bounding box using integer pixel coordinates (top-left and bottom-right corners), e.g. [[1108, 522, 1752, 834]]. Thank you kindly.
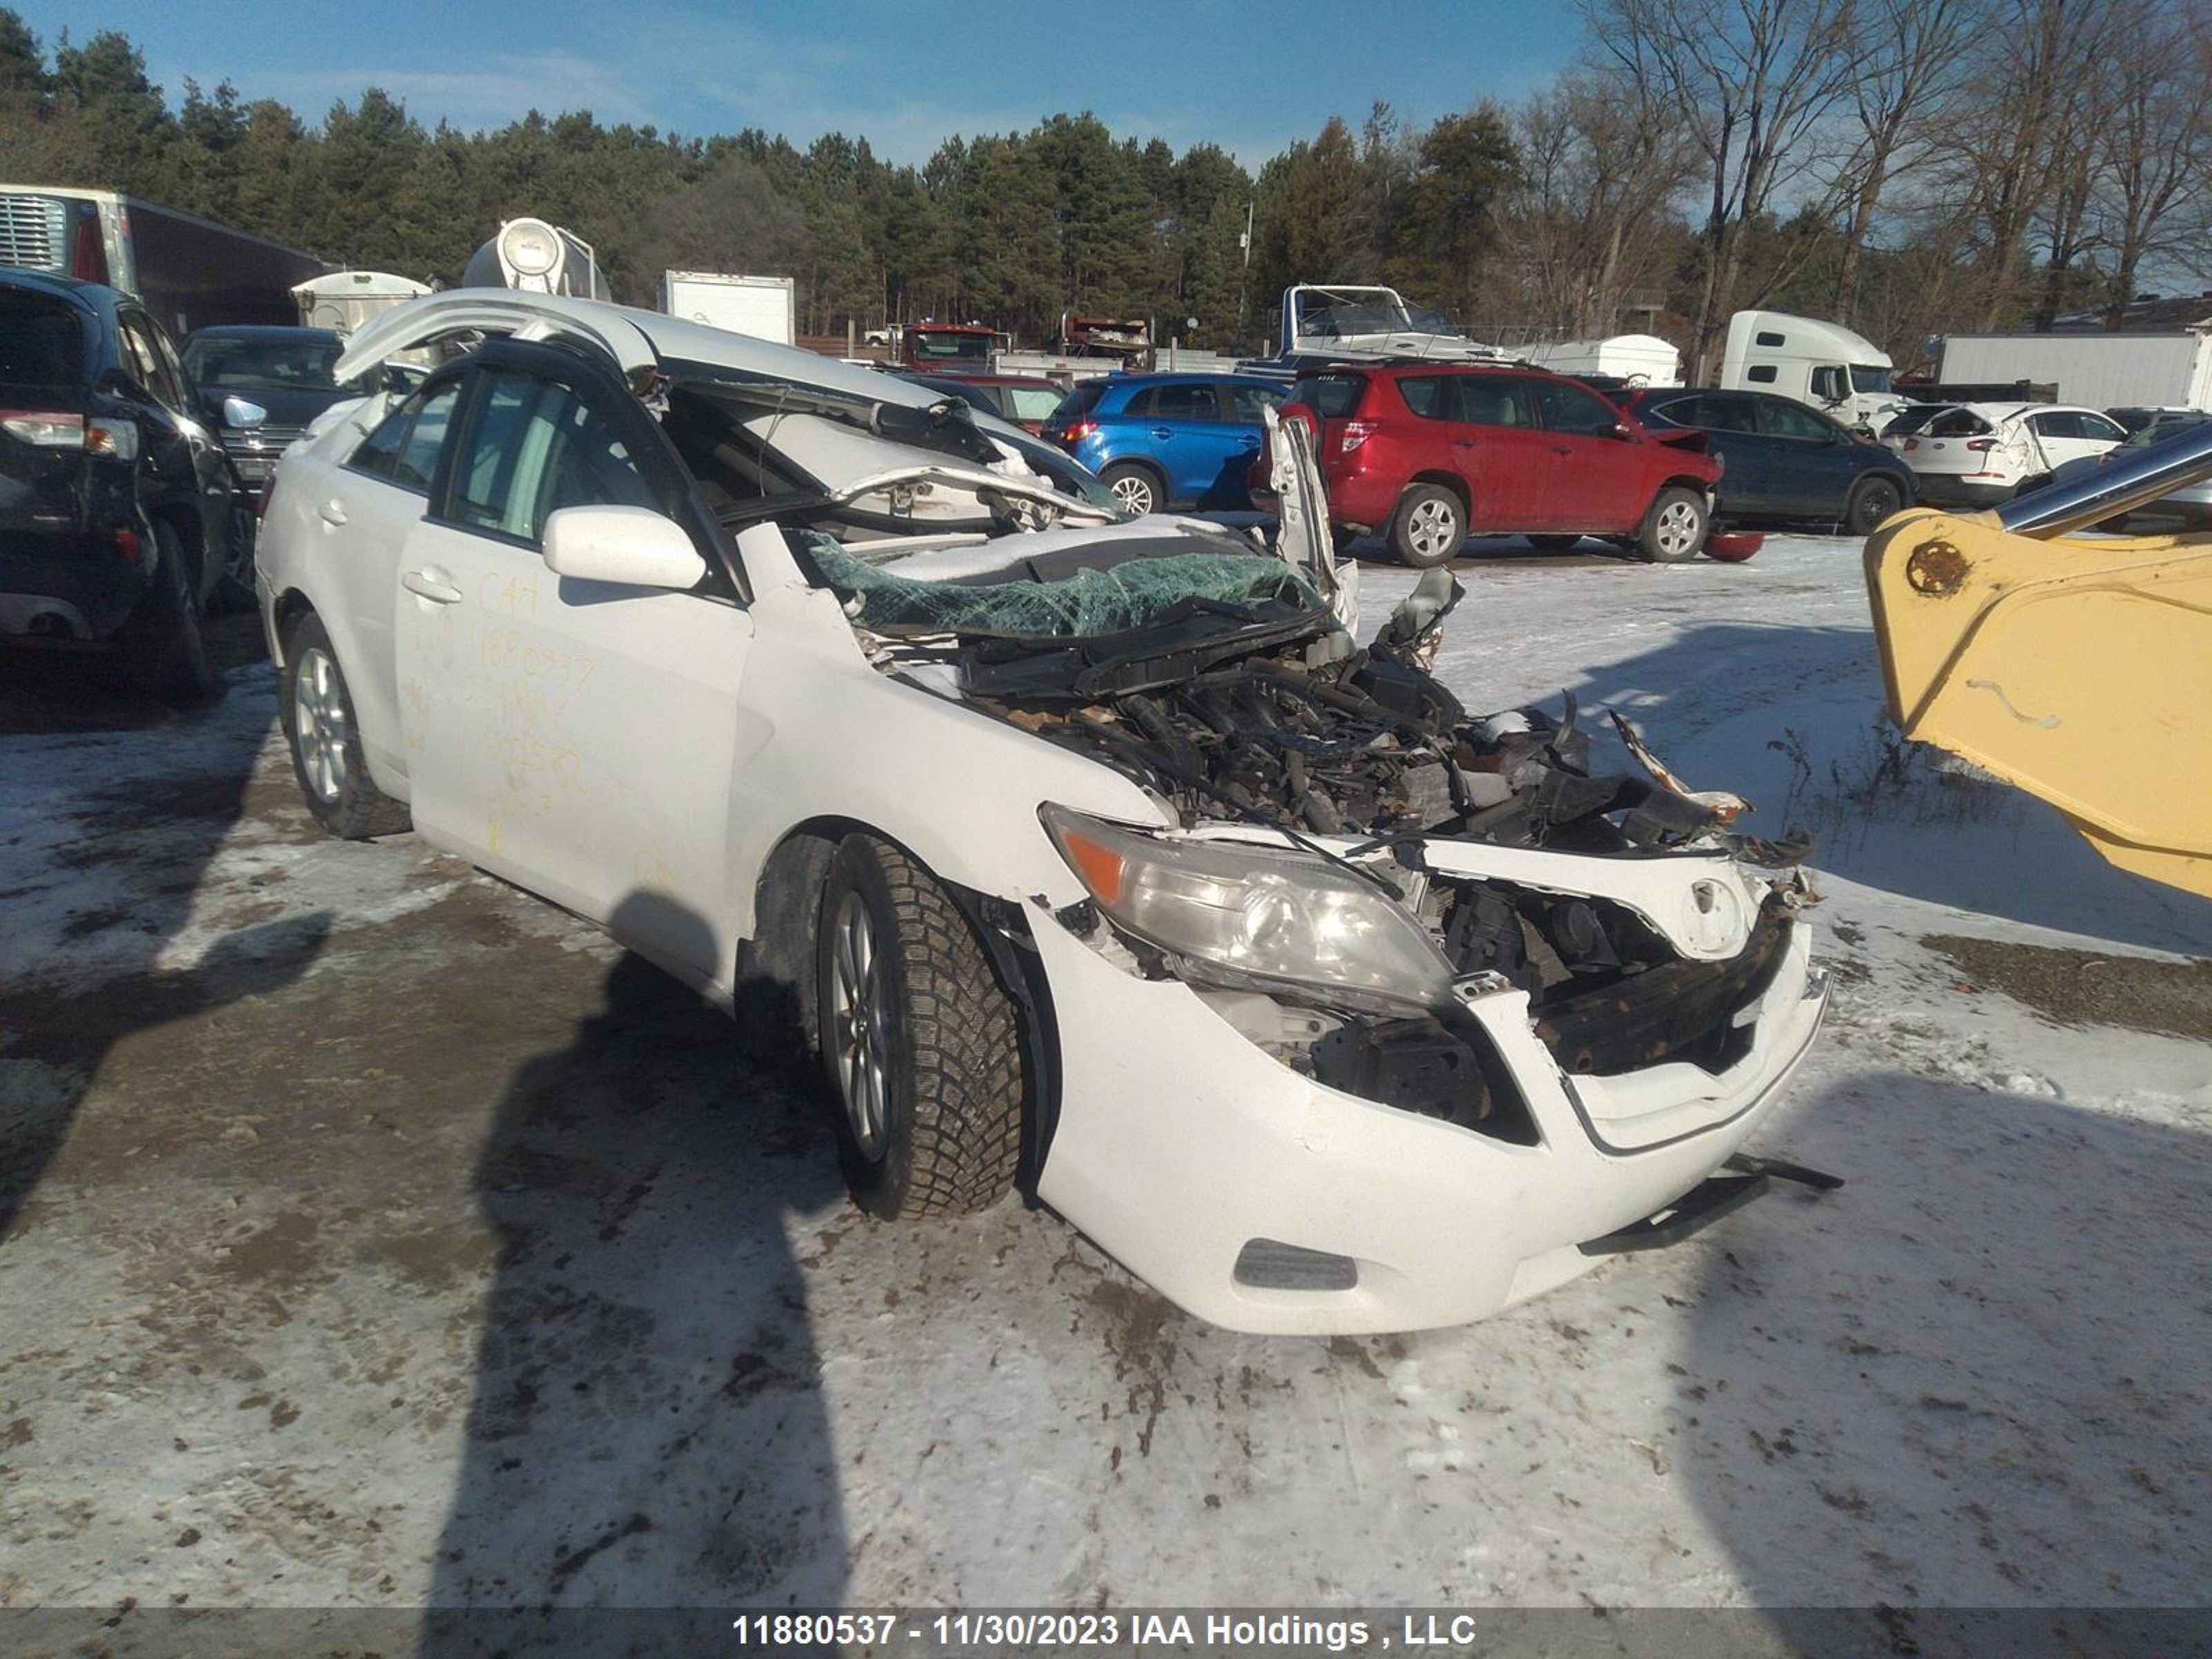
[[1721, 309, 1906, 433]]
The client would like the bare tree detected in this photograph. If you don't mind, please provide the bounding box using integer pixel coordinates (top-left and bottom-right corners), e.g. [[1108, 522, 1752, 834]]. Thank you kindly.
[[2093, 0, 2212, 324], [1498, 72, 1698, 338], [1933, 0, 2115, 328], [1826, 0, 1983, 322], [1580, 0, 1859, 379]]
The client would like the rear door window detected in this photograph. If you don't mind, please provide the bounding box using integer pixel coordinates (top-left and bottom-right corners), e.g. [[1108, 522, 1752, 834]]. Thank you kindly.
[[1761, 400, 1838, 442], [1451, 376, 1533, 428], [117, 316, 170, 404], [1700, 395, 1761, 433], [391, 382, 460, 491], [2030, 410, 2081, 439], [1149, 382, 1221, 422], [1397, 376, 1458, 420], [350, 379, 459, 489]]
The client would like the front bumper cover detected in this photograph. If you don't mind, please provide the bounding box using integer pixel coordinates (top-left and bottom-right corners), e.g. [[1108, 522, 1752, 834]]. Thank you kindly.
[[1029, 897, 1828, 1334]]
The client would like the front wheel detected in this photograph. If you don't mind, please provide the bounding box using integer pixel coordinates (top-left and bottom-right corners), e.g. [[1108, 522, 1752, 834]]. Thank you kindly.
[[1844, 475, 1905, 537], [281, 610, 411, 839], [1100, 462, 1161, 517], [1636, 486, 1708, 563], [816, 835, 1024, 1220], [1389, 484, 1465, 568]]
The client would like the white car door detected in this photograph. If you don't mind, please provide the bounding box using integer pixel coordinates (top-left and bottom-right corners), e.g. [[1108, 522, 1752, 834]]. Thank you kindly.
[[2027, 409, 2125, 476], [393, 348, 756, 982], [303, 379, 463, 783]]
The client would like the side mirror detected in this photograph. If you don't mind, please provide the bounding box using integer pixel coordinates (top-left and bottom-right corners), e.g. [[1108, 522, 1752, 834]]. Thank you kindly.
[[221, 395, 268, 431], [542, 505, 705, 590]]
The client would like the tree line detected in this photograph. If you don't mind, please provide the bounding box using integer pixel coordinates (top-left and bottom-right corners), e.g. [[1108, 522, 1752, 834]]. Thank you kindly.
[[3, 0, 2206, 373]]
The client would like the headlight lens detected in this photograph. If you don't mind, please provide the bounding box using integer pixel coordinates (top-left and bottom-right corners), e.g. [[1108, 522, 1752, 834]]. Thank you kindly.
[[1042, 805, 1452, 1012]]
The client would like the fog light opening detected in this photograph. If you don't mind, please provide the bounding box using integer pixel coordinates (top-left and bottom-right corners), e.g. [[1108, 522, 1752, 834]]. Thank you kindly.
[[1233, 1238, 1359, 1292]]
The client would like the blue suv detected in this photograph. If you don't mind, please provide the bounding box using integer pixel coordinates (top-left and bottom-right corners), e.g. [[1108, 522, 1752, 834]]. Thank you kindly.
[[1047, 373, 1284, 515]]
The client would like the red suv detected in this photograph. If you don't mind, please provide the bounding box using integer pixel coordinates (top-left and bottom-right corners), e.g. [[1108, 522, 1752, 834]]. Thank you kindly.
[[1261, 364, 1723, 567]]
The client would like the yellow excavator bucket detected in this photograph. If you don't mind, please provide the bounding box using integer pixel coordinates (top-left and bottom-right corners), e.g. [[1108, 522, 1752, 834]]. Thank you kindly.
[[1866, 503, 2212, 899]]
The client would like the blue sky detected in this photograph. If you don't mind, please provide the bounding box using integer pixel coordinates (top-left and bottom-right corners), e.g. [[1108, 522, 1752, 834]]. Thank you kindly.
[[13, 0, 1586, 163]]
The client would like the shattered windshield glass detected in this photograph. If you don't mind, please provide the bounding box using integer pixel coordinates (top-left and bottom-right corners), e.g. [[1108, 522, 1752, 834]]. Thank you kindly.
[[806, 538, 1324, 641]]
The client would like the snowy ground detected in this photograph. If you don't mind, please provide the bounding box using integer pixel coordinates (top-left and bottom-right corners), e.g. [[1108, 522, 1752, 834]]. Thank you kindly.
[[1, 535, 2208, 1651]]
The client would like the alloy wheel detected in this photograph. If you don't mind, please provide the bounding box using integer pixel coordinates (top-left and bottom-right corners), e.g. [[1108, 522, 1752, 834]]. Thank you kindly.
[[1110, 473, 1156, 515], [828, 889, 891, 1160], [1654, 498, 1701, 559], [1407, 496, 1459, 561], [292, 647, 348, 803]]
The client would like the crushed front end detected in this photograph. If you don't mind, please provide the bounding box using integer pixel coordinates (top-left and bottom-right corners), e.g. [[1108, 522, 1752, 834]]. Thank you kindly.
[[789, 396, 1832, 1332]]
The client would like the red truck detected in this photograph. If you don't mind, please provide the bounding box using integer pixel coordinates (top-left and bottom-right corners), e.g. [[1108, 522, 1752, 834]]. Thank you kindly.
[[899, 321, 996, 375]]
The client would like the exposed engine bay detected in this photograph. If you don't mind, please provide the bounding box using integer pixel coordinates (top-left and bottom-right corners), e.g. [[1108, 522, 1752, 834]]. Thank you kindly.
[[789, 416, 1817, 1146]]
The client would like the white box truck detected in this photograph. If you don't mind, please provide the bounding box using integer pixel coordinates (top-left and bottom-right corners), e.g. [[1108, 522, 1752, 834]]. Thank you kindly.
[[659, 271, 796, 346], [1934, 328, 2212, 413], [1720, 309, 1905, 431]]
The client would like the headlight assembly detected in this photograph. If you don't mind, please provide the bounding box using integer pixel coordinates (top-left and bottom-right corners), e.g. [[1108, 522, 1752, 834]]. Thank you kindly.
[[1042, 805, 1452, 1013]]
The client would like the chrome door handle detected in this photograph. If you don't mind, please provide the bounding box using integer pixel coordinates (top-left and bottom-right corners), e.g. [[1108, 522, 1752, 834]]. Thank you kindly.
[[318, 499, 348, 526], [1151, 427, 1174, 439], [402, 567, 462, 604]]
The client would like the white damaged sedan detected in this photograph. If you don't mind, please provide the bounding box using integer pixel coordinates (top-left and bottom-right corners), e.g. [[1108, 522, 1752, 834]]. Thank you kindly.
[[256, 291, 1831, 1334]]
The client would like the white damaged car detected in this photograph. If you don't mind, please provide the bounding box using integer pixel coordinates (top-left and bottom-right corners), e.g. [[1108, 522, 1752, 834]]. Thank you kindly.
[[256, 290, 1833, 1334]]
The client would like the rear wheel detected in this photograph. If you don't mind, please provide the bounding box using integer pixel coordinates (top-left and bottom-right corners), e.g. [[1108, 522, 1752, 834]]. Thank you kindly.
[[1844, 475, 1905, 536], [126, 520, 218, 704], [212, 499, 259, 613], [816, 835, 1023, 1220], [1389, 484, 1465, 568], [1636, 486, 1708, 563], [1100, 462, 1161, 516], [281, 610, 411, 839]]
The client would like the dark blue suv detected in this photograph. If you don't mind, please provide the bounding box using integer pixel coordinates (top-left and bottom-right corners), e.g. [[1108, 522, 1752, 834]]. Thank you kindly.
[[1047, 373, 1284, 515], [1625, 386, 1915, 535]]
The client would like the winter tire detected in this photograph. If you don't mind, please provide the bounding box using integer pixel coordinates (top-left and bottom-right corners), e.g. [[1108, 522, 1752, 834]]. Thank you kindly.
[[282, 610, 411, 839], [1389, 484, 1464, 568], [1636, 486, 1708, 563], [816, 834, 1023, 1220], [128, 520, 218, 704], [1101, 463, 1161, 517], [213, 500, 259, 614], [1844, 476, 1904, 537]]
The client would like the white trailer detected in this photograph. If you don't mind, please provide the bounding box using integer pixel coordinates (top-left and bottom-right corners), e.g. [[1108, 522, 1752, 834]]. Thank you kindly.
[[294, 270, 431, 334], [1522, 333, 1682, 387], [1719, 309, 1904, 430], [659, 271, 796, 347], [1935, 328, 2212, 412]]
